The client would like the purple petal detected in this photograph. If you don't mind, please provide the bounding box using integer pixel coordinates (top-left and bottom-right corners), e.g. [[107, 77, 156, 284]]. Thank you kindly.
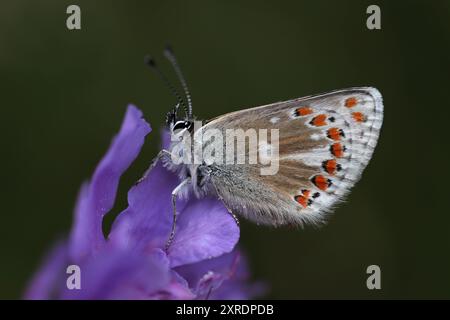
[[176, 249, 265, 300], [143, 248, 196, 300], [69, 105, 151, 261], [148, 270, 196, 300], [175, 250, 239, 298], [61, 247, 170, 300], [24, 241, 68, 300], [168, 198, 240, 268], [108, 160, 187, 253], [209, 253, 266, 300]]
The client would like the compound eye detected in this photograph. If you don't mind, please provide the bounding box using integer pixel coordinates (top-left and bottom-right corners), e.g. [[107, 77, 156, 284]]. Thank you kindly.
[[173, 121, 187, 131], [173, 120, 193, 132]]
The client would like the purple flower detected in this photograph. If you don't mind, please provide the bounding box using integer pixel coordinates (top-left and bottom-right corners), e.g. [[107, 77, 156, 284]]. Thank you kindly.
[[24, 105, 262, 300]]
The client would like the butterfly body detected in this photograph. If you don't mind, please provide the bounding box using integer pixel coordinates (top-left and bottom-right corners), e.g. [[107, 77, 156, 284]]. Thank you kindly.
[[164, 87, 383, 227]]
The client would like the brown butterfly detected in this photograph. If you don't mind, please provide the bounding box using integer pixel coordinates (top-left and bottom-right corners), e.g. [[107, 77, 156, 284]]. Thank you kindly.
[[144, 47, 383, 248]]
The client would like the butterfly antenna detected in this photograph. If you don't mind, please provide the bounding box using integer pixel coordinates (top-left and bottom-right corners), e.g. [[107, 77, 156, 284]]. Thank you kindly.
[[163, 45, 193, 118], [144, 55, 187, 115]]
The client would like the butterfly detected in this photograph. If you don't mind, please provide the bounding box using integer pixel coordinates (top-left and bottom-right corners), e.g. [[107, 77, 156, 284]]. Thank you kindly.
[[145, 47, 383, 249]]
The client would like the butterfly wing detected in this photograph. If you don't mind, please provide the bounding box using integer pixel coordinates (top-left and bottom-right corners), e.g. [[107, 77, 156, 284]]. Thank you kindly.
[[199, 87, 383, 227]]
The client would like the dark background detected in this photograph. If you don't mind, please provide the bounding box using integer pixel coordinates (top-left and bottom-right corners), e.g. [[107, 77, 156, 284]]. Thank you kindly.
[[1, 0, 449, 299]]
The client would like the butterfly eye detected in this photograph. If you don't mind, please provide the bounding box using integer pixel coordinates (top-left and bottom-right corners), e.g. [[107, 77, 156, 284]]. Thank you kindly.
[[173, 120, 193, 132]]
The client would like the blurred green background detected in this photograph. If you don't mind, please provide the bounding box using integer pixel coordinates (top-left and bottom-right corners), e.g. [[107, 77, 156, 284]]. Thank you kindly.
[[1, 0, 449, 299]]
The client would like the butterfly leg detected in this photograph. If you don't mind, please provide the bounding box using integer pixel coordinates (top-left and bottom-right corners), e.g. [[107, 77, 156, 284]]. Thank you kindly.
[[136, 149, 172, 184], [212, 183, 240, 227], [224, 202, 240, 227], [165, 177, 191, 251]]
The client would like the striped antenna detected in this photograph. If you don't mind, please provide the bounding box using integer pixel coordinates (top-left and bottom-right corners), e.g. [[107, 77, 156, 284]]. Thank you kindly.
[[144, 55, 187, 116], [163, 45, 193, 118]]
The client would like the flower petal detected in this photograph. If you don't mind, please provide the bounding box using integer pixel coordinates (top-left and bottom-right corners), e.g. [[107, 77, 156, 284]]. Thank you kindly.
[[168, 197, 240, 268], [208, 254, 266, 300], [108, 160, 187, 253], [61, 247, 170, 299], [148, 270, 196, 300], [69, 105, 151, 261], [176, 249, 265, 300]]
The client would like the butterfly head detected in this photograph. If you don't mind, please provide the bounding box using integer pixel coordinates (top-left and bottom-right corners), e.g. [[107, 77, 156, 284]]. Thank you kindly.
[[166, 103, 194, 133]]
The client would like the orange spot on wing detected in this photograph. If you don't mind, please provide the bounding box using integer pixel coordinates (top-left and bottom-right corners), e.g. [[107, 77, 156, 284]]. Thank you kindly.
[[295, 106, 313, 116], [295, 195, 308, 208], [295, 189, 313, 208], [327, 127, 344, 141], [330, 143, 345, 158], [322, 159, 337, 175], [345, 97, 358, 108], [352, 112, 366, 122], [310, 114, 327, 126], [311, 175, 332, 191]]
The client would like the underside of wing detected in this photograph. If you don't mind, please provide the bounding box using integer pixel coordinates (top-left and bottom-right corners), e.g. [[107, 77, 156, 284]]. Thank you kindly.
[[202, 87, 383, 226]]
